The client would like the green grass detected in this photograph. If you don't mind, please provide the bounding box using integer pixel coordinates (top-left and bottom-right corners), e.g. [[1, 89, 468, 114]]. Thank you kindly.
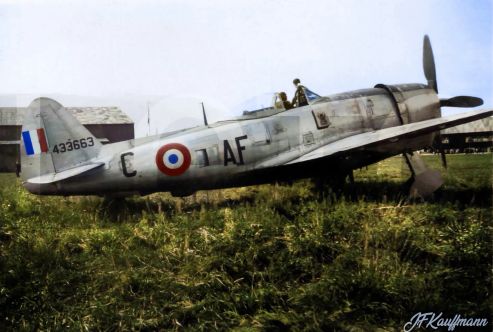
[[0, 154, 491, 331]]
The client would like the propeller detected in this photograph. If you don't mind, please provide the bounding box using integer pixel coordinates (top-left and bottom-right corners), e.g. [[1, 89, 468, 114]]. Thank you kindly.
[[432, 135, 447, 168], [423, 35, 438, 93], [440, 96, 483, 108], [422, 35, 484, 168]]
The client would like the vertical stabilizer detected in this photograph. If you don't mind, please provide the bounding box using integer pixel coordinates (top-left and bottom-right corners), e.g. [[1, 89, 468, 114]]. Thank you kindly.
[[21, 97, 102, 183]]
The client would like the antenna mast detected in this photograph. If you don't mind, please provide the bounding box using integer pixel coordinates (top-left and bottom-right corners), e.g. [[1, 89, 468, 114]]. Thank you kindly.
[[147, 101, 151, 136], [201, 102, 208, 126]]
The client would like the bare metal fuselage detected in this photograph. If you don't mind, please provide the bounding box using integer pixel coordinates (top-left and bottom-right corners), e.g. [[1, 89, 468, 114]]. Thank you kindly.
[[25, 83, 440, 196]]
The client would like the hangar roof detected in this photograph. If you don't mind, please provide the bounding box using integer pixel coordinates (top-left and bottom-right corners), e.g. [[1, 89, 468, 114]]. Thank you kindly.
[[0, 108, 18, 126], [0, 107, 133, 126], [66, 107, 133, 125], [442, 116, 493, 134]]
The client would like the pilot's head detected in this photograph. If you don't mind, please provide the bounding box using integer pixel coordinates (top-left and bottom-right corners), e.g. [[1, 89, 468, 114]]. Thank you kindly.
[[279, 92, 288, 101], [293, 78, 301, 86]]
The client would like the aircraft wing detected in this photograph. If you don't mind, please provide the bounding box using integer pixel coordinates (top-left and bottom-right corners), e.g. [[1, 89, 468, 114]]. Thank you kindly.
[[287, 109, 493, 165]]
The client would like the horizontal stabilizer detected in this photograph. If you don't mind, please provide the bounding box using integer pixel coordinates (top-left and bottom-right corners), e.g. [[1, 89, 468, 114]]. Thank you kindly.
[[26, 162, 104, 184]]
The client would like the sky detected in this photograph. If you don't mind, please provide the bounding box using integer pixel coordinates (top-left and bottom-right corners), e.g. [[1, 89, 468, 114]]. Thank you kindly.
[[0, 0, 491, 137]]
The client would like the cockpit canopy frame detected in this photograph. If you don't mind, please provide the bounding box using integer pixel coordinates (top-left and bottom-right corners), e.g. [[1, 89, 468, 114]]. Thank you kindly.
[[236, 87, 321, 120]]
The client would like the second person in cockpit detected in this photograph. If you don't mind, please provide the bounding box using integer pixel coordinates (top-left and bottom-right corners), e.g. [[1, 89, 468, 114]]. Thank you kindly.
[[292, 78, 309, 108]]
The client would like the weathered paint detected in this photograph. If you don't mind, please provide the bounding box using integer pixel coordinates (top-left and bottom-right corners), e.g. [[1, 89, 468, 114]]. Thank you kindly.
[[20, 83, 449, 196]]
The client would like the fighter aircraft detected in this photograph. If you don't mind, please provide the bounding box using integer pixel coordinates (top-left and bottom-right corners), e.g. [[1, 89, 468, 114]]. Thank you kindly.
[[20, 36, 492, 197]]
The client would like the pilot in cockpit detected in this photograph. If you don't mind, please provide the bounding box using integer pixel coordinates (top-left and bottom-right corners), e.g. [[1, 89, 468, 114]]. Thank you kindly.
[[279, 92, 293, 110], [292, 78, 309, 108]]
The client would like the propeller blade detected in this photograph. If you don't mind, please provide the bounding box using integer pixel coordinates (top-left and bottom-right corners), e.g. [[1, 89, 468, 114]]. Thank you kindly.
[[433, 134, 447, 169], [423, 35, 438, 93], [440, 149, 447, 169], [440, 96, 484, 108]]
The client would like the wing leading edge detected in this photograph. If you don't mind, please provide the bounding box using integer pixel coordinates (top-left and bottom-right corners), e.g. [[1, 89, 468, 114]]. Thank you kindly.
[[288, 109, 493, 165]]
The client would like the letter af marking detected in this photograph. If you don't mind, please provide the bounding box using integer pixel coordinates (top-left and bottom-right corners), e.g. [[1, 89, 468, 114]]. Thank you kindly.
[[224, 135, 247, 166]]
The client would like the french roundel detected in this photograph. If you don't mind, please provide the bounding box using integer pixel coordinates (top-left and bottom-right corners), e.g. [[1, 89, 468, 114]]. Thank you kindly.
[[155, 143, 191, 176]]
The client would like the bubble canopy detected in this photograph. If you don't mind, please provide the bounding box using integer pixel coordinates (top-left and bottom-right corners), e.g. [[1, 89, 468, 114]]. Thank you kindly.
[[235, 92, 277, 115]]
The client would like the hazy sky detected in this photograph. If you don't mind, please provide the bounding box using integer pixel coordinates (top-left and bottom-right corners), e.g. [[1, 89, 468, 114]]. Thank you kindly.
[[0, 0, 491, 136]]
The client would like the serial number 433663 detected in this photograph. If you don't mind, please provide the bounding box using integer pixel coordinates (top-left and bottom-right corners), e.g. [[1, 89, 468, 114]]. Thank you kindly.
[[52, 137, 94, 154]]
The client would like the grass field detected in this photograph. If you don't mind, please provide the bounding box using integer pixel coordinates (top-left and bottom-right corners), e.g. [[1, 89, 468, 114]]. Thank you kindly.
[[0, 154, 491, 331]]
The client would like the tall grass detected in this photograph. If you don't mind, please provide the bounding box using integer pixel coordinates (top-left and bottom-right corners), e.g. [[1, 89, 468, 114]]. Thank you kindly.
[[0, 154, 491, 330]]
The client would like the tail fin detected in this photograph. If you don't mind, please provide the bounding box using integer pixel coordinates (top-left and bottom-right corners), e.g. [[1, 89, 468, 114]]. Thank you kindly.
[[21, 97, 103, 185]]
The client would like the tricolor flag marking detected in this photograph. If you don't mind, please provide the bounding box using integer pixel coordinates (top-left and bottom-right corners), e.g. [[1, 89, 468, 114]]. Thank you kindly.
[[22, 128, 49, 156]]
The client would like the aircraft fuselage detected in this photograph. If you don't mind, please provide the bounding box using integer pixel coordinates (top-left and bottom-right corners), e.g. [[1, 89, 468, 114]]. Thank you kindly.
[[28, 83, 440, 196]]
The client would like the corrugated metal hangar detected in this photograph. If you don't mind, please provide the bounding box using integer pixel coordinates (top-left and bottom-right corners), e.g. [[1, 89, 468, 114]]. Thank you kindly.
[[440, 116, 493, 153], [0, 107, 134, 172]]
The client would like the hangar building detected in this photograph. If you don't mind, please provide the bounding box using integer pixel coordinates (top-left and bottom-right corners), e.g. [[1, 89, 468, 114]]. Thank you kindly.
[[0, 107, 134, 172], [440, 116, 493, 153]]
